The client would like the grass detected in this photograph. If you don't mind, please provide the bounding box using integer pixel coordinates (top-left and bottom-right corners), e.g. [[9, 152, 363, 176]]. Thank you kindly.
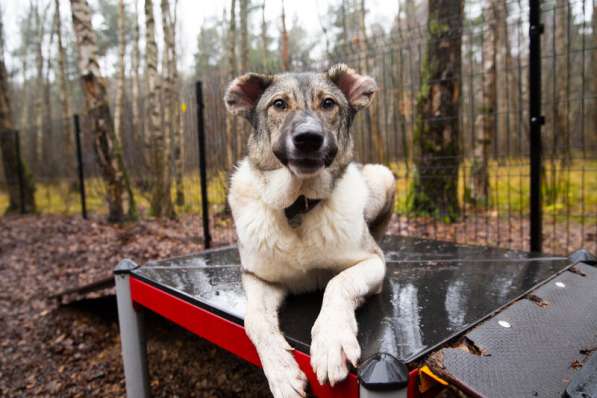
[[1, 160, 596, 222]]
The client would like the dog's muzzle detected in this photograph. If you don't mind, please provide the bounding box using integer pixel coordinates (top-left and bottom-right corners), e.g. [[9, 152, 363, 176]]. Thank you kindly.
[[278, 113, 337, 176]]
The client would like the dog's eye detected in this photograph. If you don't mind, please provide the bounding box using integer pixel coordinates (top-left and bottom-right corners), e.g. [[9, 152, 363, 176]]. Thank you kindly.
[[272, 99, 287, 110], [321, 98, 336, 110]]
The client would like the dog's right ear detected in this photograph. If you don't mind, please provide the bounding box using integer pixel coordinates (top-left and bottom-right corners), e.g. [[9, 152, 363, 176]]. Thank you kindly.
[[224, 73, 273, 116]]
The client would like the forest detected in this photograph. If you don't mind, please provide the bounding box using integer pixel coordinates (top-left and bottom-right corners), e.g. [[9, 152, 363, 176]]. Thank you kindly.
[[0, 0, 595, 254]]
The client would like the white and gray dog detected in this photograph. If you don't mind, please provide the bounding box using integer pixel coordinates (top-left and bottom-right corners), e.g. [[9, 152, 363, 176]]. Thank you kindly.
[[224, 64, 396, 398]]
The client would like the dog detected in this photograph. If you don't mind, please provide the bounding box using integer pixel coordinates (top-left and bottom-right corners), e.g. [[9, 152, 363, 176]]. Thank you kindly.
[[224, 64, 396, 398]]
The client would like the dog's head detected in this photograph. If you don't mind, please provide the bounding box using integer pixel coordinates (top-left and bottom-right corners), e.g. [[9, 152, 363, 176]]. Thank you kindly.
[[224, 64, 377, 177]]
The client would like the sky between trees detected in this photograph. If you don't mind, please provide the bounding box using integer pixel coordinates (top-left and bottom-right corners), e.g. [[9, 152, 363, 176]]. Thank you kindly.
[[1, 0, 401, 75]]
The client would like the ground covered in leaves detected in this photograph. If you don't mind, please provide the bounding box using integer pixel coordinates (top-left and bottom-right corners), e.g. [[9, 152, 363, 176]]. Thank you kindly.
[[0, 215, 270, 397]]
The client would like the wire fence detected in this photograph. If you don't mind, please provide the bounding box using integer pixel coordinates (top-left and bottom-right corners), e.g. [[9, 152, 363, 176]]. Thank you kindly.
[[0, 0, 596, 256]]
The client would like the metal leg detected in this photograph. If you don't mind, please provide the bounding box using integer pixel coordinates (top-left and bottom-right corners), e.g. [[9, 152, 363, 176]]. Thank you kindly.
[[115, 259, 150, 398], [359, 386, 407, 398]]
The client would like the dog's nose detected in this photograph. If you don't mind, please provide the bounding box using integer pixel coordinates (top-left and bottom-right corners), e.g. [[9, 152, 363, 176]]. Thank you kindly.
[[293, 131, 324, 153]]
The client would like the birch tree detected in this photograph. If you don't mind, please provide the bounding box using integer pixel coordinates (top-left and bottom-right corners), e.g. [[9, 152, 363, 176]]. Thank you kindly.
[[593, 1, 597, 145], [281, 0, 289, 71], [409, 0, 463, 221], [69, 0, 135, 222], [131, 0, 143, 155], [469, 2, 497, 205], [0, 6, 36, 213], [145, 0, 174, 217], [54, 0, 74, 174], [33, 3, 49, 169], [161, 0, 184, 206], [114, 0, 126, 143]]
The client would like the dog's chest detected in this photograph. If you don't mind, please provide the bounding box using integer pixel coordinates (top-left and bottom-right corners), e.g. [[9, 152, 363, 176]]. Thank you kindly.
[[236, 165, 372, 280]]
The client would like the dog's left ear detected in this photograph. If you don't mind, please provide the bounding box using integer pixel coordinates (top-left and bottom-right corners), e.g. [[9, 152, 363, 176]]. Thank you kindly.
[[327, 64, 377, 111], [224, 73, 273, 116]]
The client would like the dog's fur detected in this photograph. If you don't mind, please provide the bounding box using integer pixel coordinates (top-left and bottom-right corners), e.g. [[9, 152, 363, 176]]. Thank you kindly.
[[224, 64, 396, 398]]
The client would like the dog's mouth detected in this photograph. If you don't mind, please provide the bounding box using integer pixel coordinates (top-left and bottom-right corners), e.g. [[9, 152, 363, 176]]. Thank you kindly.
[[287, 158, 325, 177]]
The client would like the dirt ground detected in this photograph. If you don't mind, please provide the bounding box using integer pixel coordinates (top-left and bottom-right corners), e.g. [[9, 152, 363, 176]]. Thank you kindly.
[[0, 215, 270, 398]]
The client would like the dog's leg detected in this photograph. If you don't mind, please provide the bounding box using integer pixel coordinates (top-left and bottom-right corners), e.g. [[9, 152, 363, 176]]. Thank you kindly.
[[310, 255, 385, 386], [243, 273, 307, 398]]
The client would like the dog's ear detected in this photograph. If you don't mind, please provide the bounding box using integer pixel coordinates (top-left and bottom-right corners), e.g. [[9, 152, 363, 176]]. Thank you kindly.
[[327, 64, 377, 111], [224, 73, 273, 116]]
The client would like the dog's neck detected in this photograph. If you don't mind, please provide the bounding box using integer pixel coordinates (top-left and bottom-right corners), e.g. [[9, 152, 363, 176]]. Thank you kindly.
[[284, 195, 321, 227]]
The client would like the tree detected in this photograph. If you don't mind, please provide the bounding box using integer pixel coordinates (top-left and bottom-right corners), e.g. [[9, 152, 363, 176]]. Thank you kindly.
[[160, 0, 183, 208], [0, 6, 36, 214], [114, 0, 126, 143], [145, 0, 174, 217], [358, 0, 384, 163], [131, 0, 143, 158], [408, 0, 463, 221], [161, 0, 184, 206], [468, 2, 497, 206], [225, 0, 237, 169], [239, 0, 249, 73], [69, 0, 135, 222], [54, 0, 75, 174], [33, 2, 49, 170], [593, 0, 597, 146], [280, 0, 289, 71]]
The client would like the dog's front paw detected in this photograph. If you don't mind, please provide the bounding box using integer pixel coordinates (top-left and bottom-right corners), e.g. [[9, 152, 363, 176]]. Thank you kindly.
[[310, 309, 360, 386], [260, 344, 308, 398]]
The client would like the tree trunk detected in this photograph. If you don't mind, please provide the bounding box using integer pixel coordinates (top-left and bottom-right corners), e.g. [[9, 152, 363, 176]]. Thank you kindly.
[[114, 0, 126, 144], [131, 1, 142, 148], [593, 1, 597, 148], [468, 2, 496, 206], [146, 0, 173, 218], [164, 0, 184, 206], [69, 0, 132, 222], [358, 0, 384, 163], [0, 25, 36, 213], [409, 0, 463, 221], [34, 4, 48, 171], [237, 0, 250, 159], [260, 3, 268, 71], [160, 0, 179, 214], [54, 0, 75, 175], [225, 0, 237, 169], [240, 0, 249, 72], [554, 0, 570, 164], [281, 0, 289, 71]]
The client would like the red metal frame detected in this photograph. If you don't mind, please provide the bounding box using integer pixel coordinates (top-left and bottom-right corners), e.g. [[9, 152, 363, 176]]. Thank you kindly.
[[130, 276, 360, 398]]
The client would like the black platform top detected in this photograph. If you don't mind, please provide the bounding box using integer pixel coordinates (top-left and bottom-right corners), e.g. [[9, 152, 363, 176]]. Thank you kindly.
[[132, 236, 571, 364]]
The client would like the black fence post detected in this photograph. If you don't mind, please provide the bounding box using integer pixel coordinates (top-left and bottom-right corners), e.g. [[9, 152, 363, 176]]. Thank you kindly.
[[195, 81, 212, 249], [14, 130, 26, 214], [529, 0, 544, 252], [73, 114, 88, 220]]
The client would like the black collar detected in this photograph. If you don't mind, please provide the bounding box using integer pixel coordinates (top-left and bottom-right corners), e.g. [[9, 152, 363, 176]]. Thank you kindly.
[[284, 195, 321, 226]]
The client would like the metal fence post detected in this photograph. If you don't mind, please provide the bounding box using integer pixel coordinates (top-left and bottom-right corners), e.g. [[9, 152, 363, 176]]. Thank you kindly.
[[529, 0, 544, 252], [14, 130, 26, 214], [73, 114, 88, 219], [195, 81, 212, 248]]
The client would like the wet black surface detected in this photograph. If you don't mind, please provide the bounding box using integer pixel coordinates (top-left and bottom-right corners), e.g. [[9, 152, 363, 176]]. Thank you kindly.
[[132, 236, 570, 363]]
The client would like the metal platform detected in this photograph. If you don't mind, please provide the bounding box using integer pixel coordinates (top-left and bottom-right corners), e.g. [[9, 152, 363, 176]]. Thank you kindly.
[[114, 236, 597, 397]]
